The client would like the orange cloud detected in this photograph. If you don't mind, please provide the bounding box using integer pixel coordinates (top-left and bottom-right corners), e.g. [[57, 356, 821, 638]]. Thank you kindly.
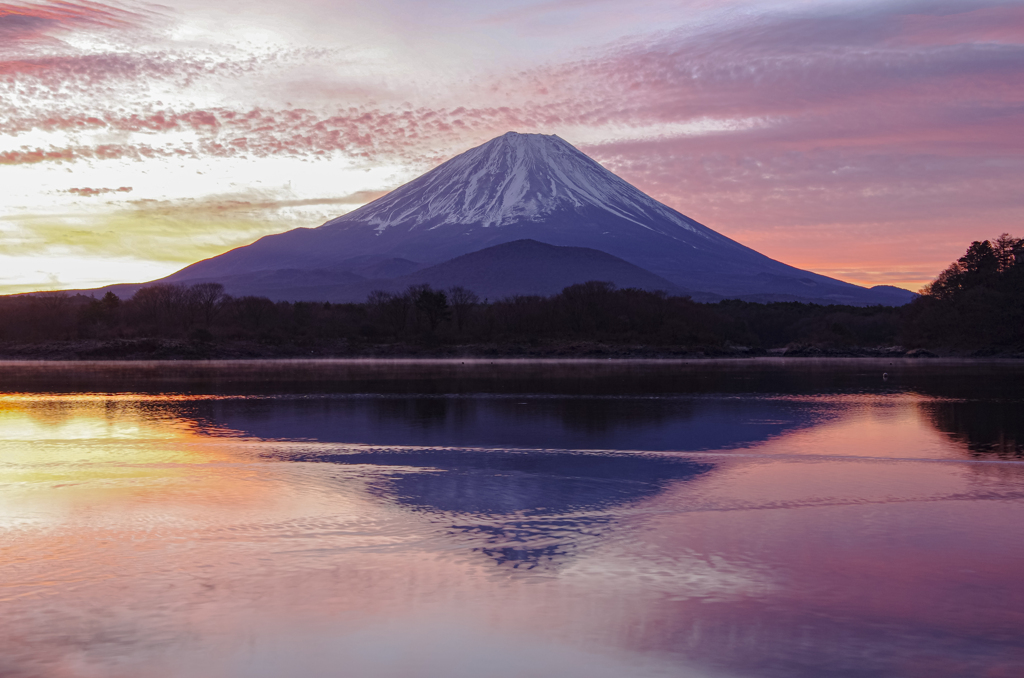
[[65, 185, 132, 196]]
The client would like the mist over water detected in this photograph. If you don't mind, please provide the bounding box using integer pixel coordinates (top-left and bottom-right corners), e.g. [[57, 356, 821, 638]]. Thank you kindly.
[[1, 359, 1023, 678]]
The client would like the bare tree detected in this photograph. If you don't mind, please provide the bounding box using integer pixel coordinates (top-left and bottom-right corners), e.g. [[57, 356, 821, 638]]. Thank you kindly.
[[410, 284, 450, 333], [367, 289, 412, 337], [30, 292, 72, 339], [190, 283, 226, 327], [131, 284, 183, 329], [559, 281, 615, 333], [234, 295, 276, 332], [493, 294, 548, 336], [447, 286, 479, 333]]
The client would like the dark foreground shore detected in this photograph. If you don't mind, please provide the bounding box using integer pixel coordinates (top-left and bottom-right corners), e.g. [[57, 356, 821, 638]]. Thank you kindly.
[[1, 338, 1020, 361]]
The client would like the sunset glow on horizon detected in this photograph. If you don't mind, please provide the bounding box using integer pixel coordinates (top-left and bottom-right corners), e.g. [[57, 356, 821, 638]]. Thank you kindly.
[[2, 0, 1023, 294]]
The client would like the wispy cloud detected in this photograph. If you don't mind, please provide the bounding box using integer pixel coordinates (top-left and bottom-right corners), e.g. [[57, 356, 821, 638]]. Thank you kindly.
[[0, 1, 148, 44], [65, 185, 132, 196], [1, 0, 1022, 293], [0, 188, 392, 270], [0, 104, 535, 167], [524, 0, 1024, 284]]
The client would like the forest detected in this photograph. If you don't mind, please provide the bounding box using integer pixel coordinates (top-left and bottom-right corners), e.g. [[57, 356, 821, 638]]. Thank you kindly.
[[0, 234, 1020, 359]]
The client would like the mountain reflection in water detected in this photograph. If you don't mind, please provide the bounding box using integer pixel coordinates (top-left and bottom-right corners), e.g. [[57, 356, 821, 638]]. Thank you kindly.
[[171, 394, 808, 570], [196, 393, 830, 451], [2, 359, 1024, 678], [283, 447, 712, 569]]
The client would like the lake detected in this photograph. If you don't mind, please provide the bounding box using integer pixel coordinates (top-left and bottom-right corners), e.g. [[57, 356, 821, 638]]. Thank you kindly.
[[1, 359, 1022, 678]]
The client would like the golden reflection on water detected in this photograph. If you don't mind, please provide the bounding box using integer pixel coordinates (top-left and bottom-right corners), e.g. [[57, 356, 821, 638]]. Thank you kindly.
[[0, 395, 311, 542], [0, 395, 236, 487]]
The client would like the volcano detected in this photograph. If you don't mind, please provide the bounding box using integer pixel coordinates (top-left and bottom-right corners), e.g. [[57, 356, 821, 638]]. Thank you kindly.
[[166, 132, 913, 305]]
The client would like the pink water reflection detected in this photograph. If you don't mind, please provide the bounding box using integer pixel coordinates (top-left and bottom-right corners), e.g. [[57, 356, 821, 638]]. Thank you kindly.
[[1, 388, 1022, 678]]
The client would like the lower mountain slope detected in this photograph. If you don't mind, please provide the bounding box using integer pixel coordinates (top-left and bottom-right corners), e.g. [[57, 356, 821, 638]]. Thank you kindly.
[[173, 240, 687, 302]]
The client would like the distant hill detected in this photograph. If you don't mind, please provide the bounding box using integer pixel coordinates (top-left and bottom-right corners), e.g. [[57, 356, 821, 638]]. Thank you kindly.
[[392, 239, 686, 300], [170, 240, 689, 302]]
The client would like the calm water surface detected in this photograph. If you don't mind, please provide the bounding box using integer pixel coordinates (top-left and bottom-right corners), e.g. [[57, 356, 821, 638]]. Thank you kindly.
[[1, 359, 1023, 678]]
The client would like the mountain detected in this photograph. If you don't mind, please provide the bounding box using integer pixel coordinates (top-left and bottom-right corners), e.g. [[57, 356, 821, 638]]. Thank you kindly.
[[225, 240, 687, 302], [162, 131, 913, 305]]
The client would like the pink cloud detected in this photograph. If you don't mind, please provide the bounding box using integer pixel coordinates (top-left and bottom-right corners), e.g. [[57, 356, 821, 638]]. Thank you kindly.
[[492, 0, 1024, 286], [0, 104, 534, 166], [897, 4, 1024, 46], [0, 146, 75, 163], [1, 0, 1020, 290], [518, 9, 1024, 131], [0, 50, 274, 96], [0, 1, 148, 44]]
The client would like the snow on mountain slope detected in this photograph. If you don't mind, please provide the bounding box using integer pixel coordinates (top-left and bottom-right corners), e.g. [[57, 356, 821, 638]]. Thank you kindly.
[[327, 131, 703, 238]]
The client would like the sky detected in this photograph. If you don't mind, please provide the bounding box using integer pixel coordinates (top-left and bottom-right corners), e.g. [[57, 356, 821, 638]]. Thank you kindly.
[[1, 0, 1022, 294]]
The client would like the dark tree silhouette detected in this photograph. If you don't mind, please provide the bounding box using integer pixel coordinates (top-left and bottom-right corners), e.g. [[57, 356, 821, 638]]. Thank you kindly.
[[411, 284, 450, 333], [994, 234, 1021, 271], [131, 284, 182, 329], [559, 281, 615, 333], [233, 295, 276, 332], [190, 282, 226, 327], [447, 286, 479, 333], [101, 291, 120, 310], [905, 233, 1023, 349], [367, 289, 412, 336], [924, 240, 1000, 300]]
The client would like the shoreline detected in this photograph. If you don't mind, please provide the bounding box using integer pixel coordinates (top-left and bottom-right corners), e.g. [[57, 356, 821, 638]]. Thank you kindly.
[[0, 338, 1021, 361]]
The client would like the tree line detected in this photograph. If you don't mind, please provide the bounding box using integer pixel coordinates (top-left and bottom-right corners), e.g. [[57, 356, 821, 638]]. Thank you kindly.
[[0, 234, 1020, 353], [901, 234, 1023, 349]]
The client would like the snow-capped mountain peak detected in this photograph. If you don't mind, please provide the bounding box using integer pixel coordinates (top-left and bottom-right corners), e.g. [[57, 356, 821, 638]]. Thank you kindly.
[[325, 131, 702, 238]]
